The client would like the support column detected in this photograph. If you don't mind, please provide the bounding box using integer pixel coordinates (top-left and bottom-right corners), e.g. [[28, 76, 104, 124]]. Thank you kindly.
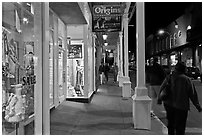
[[33, 2, 43, 134], [92, 33, 96, 91], [117, 41, 120, 82], [132, 2, 151, 130], [118, 32, 124, 87], [83, 25, 89, 97], [123, 13, 130, 78], [122, 13, 131, 97], [42, 2, 50, 134]]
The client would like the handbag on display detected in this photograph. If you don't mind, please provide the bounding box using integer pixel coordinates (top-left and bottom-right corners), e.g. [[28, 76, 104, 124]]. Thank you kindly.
[[158, 74, 172, 101]]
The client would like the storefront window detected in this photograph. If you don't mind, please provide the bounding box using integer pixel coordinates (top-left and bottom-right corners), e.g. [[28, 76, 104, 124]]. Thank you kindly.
[[67, 42, 84, 98], [58, 38, 64, 103], [170, 52, 179, 67], [181, 48, 193, 67], [49, 11, 54, 107], [161, 55, 168, 65], [57, 18, 66, 103], [2, 2, 35, 134]]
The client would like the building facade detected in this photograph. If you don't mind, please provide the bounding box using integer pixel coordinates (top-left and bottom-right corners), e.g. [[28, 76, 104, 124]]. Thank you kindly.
[[146, 3, 202, 72], [2, 2, 95, 135]]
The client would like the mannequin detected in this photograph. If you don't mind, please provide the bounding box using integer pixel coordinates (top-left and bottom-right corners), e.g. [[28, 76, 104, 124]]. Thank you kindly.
[[75, 60, 84, 96], [4, 84, 26, 122]]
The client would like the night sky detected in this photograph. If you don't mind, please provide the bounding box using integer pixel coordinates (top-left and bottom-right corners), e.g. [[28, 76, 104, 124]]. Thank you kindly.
[[128, 2, 193, 53]]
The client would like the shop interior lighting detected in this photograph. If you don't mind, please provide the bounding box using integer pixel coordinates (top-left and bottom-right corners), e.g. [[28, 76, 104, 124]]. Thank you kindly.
[[187, 25, 191, 30], [128, 25, 134, 27], [26, 3, 31, 6], [103, 34, 108, 40], [174, 21, 178, 29], [23, 17, 29, 24], [104, 42, 108, 46]]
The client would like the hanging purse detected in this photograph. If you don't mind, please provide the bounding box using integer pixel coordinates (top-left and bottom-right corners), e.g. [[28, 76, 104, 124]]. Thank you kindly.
[[159, 74, 171, 101]]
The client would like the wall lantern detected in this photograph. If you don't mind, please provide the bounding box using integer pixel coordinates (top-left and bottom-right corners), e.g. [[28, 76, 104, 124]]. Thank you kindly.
[[174, 21, 178, 29], [187, 25, 191, 30], [103, 34, 108, 40]]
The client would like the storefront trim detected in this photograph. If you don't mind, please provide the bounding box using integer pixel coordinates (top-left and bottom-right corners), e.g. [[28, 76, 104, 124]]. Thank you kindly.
[[66, 90, 96, 103], [147, 39, 201, 59]]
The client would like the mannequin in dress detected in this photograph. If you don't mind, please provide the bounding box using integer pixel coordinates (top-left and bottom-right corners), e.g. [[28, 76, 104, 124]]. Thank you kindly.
[[75, 60, 84, 95]]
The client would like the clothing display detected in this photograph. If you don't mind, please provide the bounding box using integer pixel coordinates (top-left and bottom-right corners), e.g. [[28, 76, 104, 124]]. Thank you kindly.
[[2, 28, 35, 123], [4, 84, 26, 123], [67, 59, 84, 97]]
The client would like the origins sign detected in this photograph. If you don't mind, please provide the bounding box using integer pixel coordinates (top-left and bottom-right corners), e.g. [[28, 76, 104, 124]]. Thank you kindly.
[[93, 5, 123, 16], [92, 5, 124, 32]]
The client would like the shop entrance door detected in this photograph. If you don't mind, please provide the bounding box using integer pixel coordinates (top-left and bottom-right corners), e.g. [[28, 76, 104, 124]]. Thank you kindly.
[[58, 48, 65, 103]]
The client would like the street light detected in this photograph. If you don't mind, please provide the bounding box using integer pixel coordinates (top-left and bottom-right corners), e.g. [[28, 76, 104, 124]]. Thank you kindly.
[[158, 29, 170, 35], [158, 29, 172, 38]]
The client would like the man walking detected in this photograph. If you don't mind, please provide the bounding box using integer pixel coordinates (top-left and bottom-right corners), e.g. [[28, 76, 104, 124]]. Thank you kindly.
[[99, 62, 105, 84], [149, 58, 166, 113], [104, 63, 110, 83]]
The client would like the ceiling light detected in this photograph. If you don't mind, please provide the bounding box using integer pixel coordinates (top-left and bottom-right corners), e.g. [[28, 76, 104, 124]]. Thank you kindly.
[[103, 34, 108, 40], [27, 3, 31, 6], [23, 17, 29, 24], [23, 18, 28, 22]]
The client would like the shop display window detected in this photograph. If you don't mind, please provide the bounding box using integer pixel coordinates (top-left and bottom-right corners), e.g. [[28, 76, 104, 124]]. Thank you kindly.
[[57, 18, 66, 102], [161, 55, 168, 65], [2, 2, 35, 134], [170, 52, 179, 66], [49, 11, 54, 107], [58, 38, 65, 102], [67, 43, 84, 97], [49, 31, 54, 106], [181, 48, 193, 67]]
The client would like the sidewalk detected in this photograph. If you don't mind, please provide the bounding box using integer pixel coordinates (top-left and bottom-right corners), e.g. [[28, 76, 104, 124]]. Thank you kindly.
[[50, 79, 167, 135]]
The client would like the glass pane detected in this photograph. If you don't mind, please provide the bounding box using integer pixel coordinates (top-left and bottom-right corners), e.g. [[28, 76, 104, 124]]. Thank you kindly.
[[67, 43, 84, 98], [2, 2, 35, 135], [58, 49, 64, 99], [49, 31, 54, 106]]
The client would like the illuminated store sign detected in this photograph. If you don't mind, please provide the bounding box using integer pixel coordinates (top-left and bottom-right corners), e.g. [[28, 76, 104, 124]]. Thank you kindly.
[[92, 5, 123, 32], [93, 5, 123, 16]]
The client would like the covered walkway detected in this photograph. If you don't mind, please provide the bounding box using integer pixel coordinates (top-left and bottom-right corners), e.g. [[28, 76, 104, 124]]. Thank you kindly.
[[50, 78, 166, 135]]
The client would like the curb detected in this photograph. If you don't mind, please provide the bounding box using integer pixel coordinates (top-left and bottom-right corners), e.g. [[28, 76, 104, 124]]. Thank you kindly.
[[151, 112, 168, 135]]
